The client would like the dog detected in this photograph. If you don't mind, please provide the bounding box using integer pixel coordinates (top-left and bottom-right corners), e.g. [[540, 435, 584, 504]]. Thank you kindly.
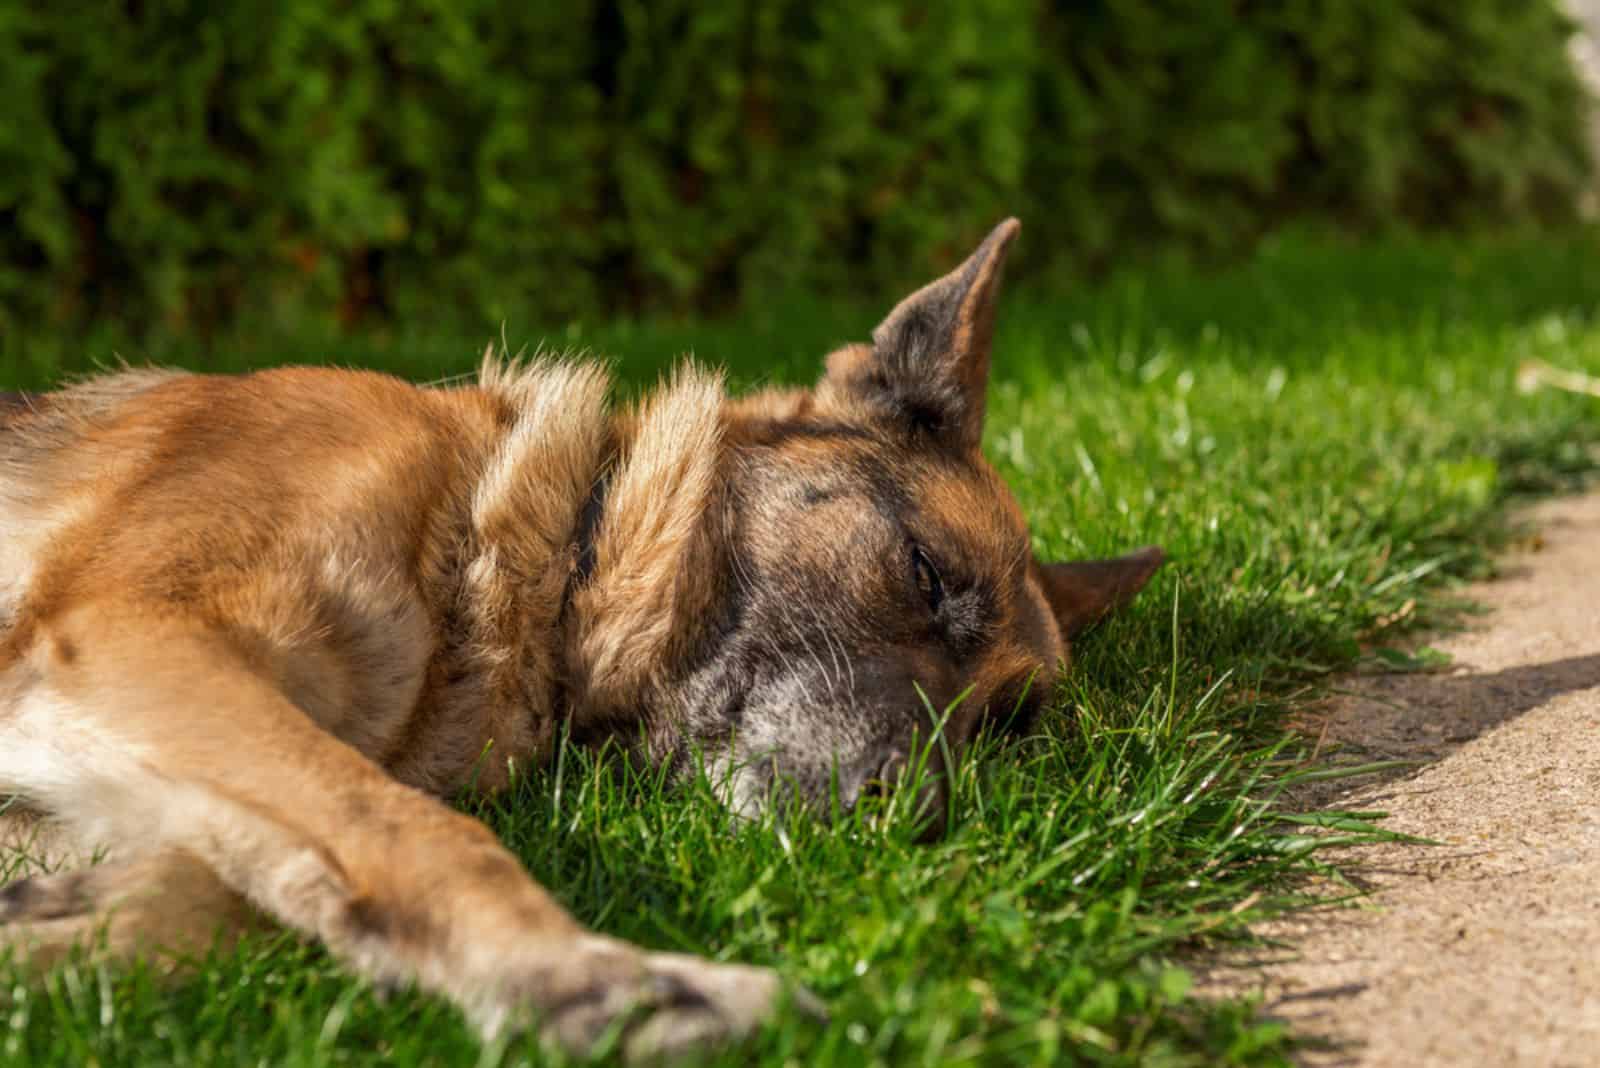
[[0, 219, 1162, 1058]]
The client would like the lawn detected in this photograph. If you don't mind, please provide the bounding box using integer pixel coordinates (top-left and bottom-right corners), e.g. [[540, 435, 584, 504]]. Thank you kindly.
[[4, 232, 1600, 1066]]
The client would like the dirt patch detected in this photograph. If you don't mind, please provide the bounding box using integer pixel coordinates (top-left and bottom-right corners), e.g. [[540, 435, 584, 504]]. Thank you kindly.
[[1213, 492, 1600, 1066]]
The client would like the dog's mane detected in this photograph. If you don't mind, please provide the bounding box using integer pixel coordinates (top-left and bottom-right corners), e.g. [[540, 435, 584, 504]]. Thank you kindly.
[[565, 363, 724, 714], [446, 350, 612, 765], [471, 350, 725, 728]]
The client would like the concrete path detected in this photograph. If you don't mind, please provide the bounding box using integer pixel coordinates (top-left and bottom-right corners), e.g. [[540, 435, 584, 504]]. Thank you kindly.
[[1221, 492, 1600, 1066]]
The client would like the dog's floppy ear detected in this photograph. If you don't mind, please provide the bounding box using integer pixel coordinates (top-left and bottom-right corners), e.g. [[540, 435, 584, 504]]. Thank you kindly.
[[819, 218, 1020, 449], [1037, 546, 1165, 639]]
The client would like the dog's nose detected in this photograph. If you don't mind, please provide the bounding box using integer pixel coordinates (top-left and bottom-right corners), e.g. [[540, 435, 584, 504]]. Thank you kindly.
[[849, 750, 948, 839]]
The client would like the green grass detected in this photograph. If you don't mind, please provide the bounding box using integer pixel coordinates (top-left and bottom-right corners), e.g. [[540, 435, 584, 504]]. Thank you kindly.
[[6, 230, 1600, 1066]]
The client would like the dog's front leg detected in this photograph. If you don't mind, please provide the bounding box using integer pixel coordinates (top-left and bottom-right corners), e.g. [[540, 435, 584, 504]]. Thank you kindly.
[[0, 615, 800, 1057]]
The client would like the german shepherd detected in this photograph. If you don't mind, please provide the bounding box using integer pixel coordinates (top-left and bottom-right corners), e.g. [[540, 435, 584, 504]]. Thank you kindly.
[[0, 220, 1161, 1057]]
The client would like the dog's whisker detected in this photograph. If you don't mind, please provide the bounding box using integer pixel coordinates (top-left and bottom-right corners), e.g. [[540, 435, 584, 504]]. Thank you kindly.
[[809, 602, 853, 701]]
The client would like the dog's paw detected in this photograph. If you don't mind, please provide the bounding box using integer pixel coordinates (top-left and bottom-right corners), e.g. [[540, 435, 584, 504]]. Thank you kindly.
[[0, 853, 256, 970], [0, 869, 93, 924], [618, 950, 824, 1061], [0, 871, 103, 970], [494, 935, 822, 1061]]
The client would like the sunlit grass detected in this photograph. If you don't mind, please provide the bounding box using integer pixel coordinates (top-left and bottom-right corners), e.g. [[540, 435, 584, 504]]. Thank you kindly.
[[4, 231, 1600, 1065]]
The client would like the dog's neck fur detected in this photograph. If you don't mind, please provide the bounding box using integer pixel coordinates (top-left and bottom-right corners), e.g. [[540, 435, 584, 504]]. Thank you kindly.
[[460, 355, 726, 769]]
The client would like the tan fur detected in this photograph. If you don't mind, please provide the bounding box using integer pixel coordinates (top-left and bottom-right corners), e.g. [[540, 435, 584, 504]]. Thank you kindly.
[[567, 365, 725, 714]]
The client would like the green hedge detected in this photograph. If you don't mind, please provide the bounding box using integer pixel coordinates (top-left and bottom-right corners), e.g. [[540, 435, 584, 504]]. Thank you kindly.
[[0, 1, 1590, 340]]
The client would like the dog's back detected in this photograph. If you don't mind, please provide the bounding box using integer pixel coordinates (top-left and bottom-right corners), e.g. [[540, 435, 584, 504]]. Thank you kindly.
[[0, 370, 188, 632], [0, 363, 630, 796]]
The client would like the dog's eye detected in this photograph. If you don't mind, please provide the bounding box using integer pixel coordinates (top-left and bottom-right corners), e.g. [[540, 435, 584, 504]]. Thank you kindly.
[[910, 545, 944, 613]]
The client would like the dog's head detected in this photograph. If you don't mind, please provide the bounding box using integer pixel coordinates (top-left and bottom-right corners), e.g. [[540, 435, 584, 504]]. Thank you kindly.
[[644, 220, 1162, 828]]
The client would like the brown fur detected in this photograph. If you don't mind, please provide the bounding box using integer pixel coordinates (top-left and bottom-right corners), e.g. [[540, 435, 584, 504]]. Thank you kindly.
[[0, 219, 1161, 1057]]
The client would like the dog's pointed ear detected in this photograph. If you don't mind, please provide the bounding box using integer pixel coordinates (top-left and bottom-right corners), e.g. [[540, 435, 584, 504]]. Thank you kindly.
[[1038, 546, 1165, 639], [819, 218, 1020, 448]]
